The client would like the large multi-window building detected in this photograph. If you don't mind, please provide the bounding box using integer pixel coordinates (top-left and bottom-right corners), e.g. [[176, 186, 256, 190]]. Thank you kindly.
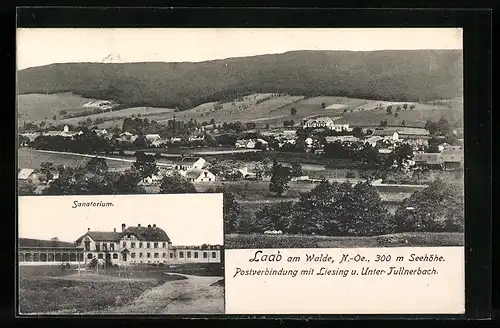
[[18, 223, 222, 266]]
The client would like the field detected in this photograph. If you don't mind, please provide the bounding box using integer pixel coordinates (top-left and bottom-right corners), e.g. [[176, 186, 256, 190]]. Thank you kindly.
[[59, 106, 176, 128], [225, 232, 464, 249], [18, 269, 186, 314], [145, 93, 305, 126], [342, 101, 463, 128], [18, 149, 136, 170], [17, 92, 117, 122], [19, 263, 224, 314]]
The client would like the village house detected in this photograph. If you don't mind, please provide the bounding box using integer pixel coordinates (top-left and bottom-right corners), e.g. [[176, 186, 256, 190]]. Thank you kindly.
[[238, 167, 257, 180], [303, 116, 350, 132], [183, 169, 217, 183], [18, 223, 222, 266], [235, 139, 256, 149], [413, 145, 463, 170], [174, 157, 207, 171], [413, 153, 444, 169], [145, 134, 161, 142], [18, 168, 41, 184]]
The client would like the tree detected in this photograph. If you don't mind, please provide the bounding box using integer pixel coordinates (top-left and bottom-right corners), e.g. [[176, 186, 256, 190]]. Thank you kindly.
[[352, 126, 363, 138], [356, 145, 384, 170], [290, 107, 297, 116], [386, 106, 392, 115], [288, 181, 391, 236], [394, 179, 464, 232], [211, 187, 241, 233], [410, 104, 416, 110], [290, 162, 303, 177], [52, 115, 57, 121], [394, 112, 399, 118], [253, 201, 294, 232], [321, 102, 326, 109], [86, 157, 108, 174], [269, 160, 291, 197], [346, 171, 355, 178], [132, 152, 159, 179], [159, 173, 197, 194], [403, 103, 408, 110], [265, 123, 270, 129], [396, 105, 401, 112], [39, 162, 55, 181], [18, 181, 36, 196], [386, 143, 414, 172], [401, 120, 406, 126]]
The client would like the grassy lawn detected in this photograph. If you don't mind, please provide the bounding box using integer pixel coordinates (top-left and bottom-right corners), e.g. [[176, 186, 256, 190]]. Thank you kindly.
[[225, 232, 464, 249], [18, 272, 186, 314], [18, 92, 104, 122]]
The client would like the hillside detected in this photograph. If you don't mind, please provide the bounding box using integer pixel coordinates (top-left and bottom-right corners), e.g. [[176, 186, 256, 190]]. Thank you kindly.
[[18, 50, 463, 110]]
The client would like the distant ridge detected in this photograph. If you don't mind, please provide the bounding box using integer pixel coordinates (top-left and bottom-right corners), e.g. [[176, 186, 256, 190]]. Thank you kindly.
[[17, 50, 463, 110]]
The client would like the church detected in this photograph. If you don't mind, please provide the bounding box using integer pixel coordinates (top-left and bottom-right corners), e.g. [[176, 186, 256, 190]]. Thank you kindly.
[[19, 223, 222, 266]]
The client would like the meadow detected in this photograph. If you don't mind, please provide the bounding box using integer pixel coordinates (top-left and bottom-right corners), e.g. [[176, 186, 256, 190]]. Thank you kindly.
[[18, 269, 186, 314], [59, 106, 176, 127], [18, 92, 113, 122], [224, 232, 465, 249]]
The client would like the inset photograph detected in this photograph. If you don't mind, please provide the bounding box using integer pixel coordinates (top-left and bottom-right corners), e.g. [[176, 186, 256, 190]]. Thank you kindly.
[[17, 194, 224, 315]]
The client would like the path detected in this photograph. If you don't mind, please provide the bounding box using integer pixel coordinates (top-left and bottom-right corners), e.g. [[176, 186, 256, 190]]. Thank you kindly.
[[104, 274, 224, 314]]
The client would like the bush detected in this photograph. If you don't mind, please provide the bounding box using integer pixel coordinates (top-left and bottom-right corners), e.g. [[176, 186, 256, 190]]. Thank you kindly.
[[346, 171, 356, 178]]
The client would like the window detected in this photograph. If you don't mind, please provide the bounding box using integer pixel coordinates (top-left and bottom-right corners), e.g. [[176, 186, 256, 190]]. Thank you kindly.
[[103, 243, 108, 251], [131, 253, 136, 258], [146, 242, 150, 248], [147, 253, 151, 258], [113, 253, 118, 259], [98, 253, 103, 259], [110, 243, 114, 251], [154, 253, 159, 258], [95, 243, 100, 252], [187, 251, 192, 258], [139, 253, 143, 258], [203, 252, 208, 259], [163, 253, 166, 258], [87, 253, 93, 259], [131, 242, 136, 248], [154, 242, 158, 248], [122, 242, 127, 248], [139, 242, 143, 248], [162, 242, 166, 248], [179, 251, 184, 258], [194, 252, 199, 259], [169, 253, 174, 259], [84, 241, 90, 251], [212, 252, 216, 258]]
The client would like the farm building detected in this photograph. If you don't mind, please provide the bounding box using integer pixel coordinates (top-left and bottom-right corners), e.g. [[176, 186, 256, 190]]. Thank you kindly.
[[18, 223, 222, 266], [238, 167, 257, 180], [174, 157, 207, 171], [145, 134, 161, 142], [303, 116, 350, 132], [18, 168, 40, 184], [413, 153, 444, 169], [182, 169, 216, 183]]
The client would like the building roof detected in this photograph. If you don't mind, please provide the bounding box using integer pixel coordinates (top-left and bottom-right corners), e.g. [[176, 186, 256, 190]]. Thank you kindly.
[[75, 225, 171, 243], [18, 168, 35, 180], [441, 153, 463, 163], [304, 116, 335, 125], [413, 153, 443, 164], [371, 129, 399, 137], [19, 238, 77, 248], [396, 128, 429, 136], [123, 225, 171, 243], [184, 169, 204, 179]]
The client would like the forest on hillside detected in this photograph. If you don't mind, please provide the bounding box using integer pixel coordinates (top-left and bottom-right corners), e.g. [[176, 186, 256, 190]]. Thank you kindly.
[[17, 50, 463, 110]]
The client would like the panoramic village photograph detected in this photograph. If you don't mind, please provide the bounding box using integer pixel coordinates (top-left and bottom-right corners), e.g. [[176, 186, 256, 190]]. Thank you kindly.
[[18, 194, 224, 314], [17, 28, 464, 252]]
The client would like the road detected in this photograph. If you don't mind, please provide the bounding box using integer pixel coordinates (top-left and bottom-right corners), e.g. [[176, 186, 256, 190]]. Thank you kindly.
[[104, 273, 224, 314]]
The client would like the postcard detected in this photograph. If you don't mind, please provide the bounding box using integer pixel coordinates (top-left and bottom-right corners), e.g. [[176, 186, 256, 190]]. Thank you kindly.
[[17, 27, 464, 315]]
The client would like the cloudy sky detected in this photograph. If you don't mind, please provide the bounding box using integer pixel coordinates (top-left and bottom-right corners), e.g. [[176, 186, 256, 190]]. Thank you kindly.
[[18, 194, 224, 245], [17, 28, 463, 70]]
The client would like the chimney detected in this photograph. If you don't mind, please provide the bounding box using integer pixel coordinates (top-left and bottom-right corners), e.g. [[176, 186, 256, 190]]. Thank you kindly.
[[138, 224, 141, 228], [153, 224, 156, 228], [88, 228, 90, 232], [148, 224, 151, 228], [121, 223, 126, 232], [114, 228, 116, 232]]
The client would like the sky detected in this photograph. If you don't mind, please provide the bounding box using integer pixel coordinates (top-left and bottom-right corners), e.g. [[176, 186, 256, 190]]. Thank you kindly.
[[18, 194, 224, 245], [16, 28, 463, 70]]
